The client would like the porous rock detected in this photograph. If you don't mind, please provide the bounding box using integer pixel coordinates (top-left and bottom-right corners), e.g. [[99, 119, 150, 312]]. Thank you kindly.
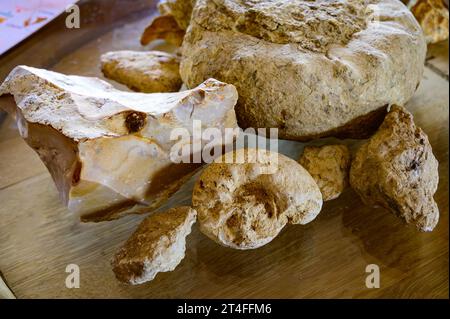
[[101, 50, 183, 93], [112, 206, 197, 285], [192, 148, 323, 249], [299, 145, 351, 201], [181, 0, 427, 141], [350, 105, 439, 232], [409, 0, 449, 44]]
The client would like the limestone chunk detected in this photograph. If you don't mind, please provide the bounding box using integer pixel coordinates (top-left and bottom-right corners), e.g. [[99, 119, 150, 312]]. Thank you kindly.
[[112, 206, 197, 285], [299, 145, 351, 201], [350, 105, 439, 232], [101, 50, 182, 93], [0, 66, 238, 222], [192, 148, 323, 250], [181, 0, 426, 141], [408, 0, 449, 44]]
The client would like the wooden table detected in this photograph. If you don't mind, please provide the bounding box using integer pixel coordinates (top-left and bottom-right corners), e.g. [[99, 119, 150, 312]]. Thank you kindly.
[[0, 2, 448, 298]]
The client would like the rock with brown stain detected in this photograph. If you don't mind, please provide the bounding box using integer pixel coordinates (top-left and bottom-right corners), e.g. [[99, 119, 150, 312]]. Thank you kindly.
[[101, 50, 182, 93], [192, 148, 323, 250], [112, 206, 197, 285], [0, 66, 238, 222], [299, 145, 351, 201], [350, 105, 439, 232]]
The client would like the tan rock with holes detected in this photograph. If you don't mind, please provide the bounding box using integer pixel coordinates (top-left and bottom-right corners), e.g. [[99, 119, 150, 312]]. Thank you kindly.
[[101, 50, 182, 93], [409, 0, 449, 43], [299, 145, 351, 201], [350, 105, 439, 232], [112, 206, 197, 285], [192, 148, 323, 250], [0, 66, 238, 222], [181, 0, 426, 141]]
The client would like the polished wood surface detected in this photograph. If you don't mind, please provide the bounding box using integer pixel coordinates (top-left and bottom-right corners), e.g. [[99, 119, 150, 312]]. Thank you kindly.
[[0, 3, 448, 298]]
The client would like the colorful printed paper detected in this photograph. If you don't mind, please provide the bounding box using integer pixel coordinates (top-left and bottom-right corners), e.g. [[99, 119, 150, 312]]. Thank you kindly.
[[0, 0, 77, 55]]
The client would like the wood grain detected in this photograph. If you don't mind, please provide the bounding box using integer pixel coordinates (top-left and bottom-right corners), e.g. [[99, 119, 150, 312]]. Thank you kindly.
[[0, 2, 448, 298]]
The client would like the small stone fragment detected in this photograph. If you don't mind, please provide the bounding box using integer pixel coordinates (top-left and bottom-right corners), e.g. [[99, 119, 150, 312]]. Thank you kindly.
[[140, 15, 185, 47], [112, 207, 197, 285], [350, 105, 439, 232], [101, 50, 182, 93], [299, 145, 351, 201]]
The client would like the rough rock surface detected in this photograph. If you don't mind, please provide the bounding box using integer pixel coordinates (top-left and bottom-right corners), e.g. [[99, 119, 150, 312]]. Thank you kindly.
[[192, 148, 323, 250], [299, 145, 351, 201], [158, 0, 195, 30], [112, 206, 197, 285], [409, 0, 449, 43], [141, 15, 185, 46], [0, 66, 238, 222], [350, 105, 439, 232], [181, 0, 427, 141], [101, 50, 182, 93]]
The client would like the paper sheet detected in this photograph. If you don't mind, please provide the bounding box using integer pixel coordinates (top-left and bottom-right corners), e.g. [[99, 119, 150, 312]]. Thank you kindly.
[[0, 0, 77, 55]]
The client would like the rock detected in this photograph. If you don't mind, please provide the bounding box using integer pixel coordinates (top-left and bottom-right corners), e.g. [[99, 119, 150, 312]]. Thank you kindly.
[[158, 0, 195, 30], [299, 145, 351, 201], [192, 148, 323, 249], [350, 105, 439, 232], [141, 0, 195, 46], [101, 50, 182, 93], [112, 206, 197, 285], [0, 66, 238, 222], [181, 0, 426, 141], [141, 15, 185, 47], [409, 0, 449, 44]]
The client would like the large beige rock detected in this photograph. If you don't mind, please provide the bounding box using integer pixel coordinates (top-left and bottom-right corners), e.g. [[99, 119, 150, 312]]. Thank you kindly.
[[192, 148, 323, 250], [0, 66, 238, 222], [112, 206, 197, 285], [101, 50, 182, 93], [181, 0, 427, 141], [299, 145, 351, 201], [350, 106, 439, 232]]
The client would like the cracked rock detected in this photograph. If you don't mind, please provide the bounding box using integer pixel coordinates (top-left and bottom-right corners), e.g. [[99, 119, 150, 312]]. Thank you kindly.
[[350, 105, 439, 232], [181, 0, 426, 141], [112, 206, 197, 285]]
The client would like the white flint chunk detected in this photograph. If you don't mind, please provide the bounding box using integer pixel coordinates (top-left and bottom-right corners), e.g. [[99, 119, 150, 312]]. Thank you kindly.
[[0, 66, 238, 222]]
